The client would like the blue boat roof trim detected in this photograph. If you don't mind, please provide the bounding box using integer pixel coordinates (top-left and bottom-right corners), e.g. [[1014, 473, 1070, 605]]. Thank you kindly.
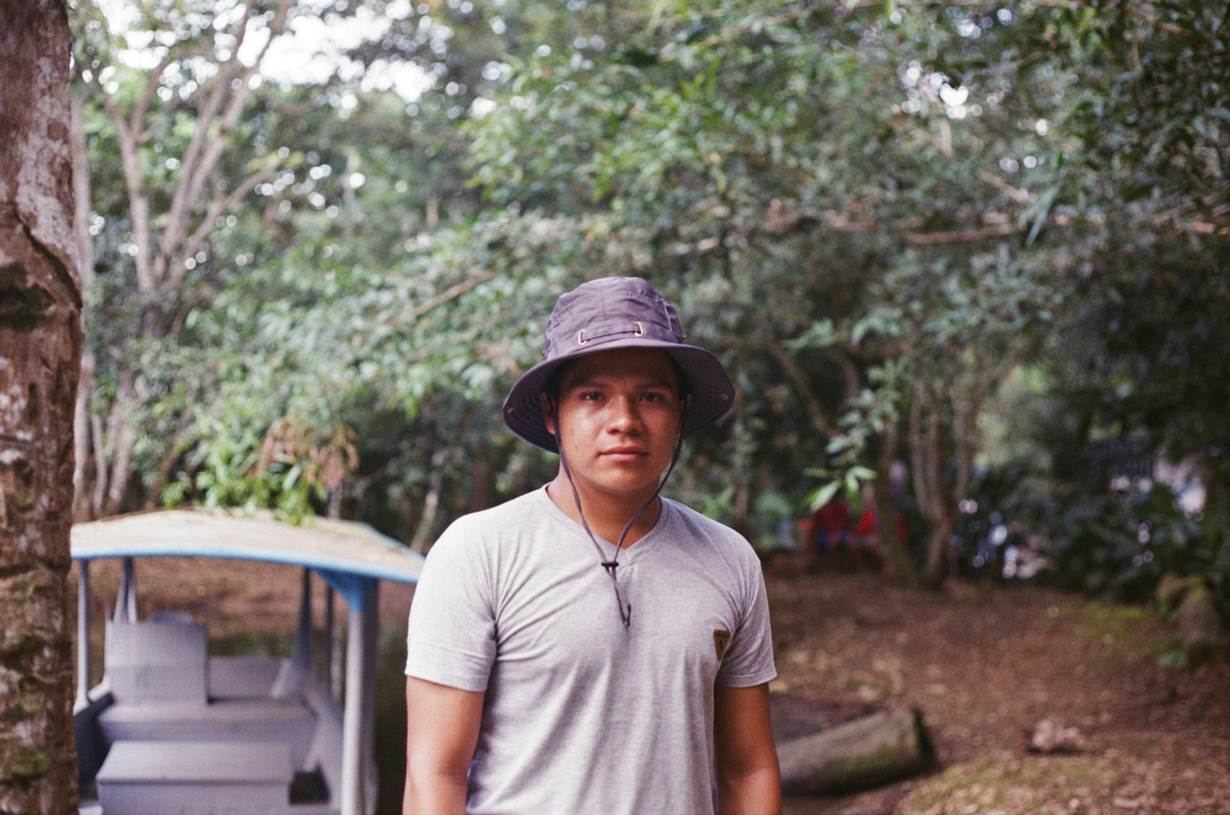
[[71, 509, 424, 585]]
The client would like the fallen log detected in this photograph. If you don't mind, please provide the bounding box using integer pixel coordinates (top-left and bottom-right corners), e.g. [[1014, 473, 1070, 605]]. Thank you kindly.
[[778, 707, 935, 795]]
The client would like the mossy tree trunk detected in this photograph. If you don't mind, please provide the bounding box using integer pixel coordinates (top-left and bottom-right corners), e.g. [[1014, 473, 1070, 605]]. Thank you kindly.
[[909, 374, 982, 589], [0, 2, 83, 813], [876, 429, 915, 581]]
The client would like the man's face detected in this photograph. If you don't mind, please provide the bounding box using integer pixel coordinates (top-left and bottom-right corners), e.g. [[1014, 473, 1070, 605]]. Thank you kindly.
[[544, 348, 684, 504]]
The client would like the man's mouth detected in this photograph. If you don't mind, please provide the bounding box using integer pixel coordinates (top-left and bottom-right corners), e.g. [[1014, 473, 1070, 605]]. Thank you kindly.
[[600, 447, 648, 460]]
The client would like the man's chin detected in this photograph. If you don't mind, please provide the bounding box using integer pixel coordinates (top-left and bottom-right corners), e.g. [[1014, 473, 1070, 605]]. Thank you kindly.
[[587, 475, 665, 502]]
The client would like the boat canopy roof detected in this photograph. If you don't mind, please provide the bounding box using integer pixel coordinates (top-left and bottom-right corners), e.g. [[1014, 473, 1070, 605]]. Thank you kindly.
[[71, 508, 424, 585]]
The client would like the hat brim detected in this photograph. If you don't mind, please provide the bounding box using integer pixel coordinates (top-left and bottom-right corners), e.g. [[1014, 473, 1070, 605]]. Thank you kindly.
[[501, 339, 735, 453]]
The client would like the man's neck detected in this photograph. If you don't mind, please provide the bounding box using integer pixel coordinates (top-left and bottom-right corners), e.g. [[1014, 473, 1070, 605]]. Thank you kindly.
[[545, 474, 662, 548]]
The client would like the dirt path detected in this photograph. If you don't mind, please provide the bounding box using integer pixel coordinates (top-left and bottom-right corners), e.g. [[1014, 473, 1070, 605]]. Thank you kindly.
[[76, 560, 1229, 813], [770, 572, 1230, 815]]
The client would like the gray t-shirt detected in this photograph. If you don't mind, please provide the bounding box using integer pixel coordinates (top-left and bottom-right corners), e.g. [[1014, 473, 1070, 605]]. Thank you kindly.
[[404, 487, 776, 815]]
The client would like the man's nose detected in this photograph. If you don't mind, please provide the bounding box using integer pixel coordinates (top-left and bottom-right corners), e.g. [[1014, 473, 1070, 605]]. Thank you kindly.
[[607, 395, 644, 432]]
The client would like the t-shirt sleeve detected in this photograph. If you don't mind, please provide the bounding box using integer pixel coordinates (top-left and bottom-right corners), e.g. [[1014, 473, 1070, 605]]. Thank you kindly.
[[404, 520, 497, 692], [716, 549, 777, 688]]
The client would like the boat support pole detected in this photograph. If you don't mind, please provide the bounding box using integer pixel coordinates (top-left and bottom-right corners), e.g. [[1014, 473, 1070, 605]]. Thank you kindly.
[[317, 569, 377, 815], [361, 581, 379, 800], [324, 587, 336, 699], [115, 556, 137, 622], [75, 559, 90, 710], [341, 586, 367, 815], [294, 567, 314, 670]]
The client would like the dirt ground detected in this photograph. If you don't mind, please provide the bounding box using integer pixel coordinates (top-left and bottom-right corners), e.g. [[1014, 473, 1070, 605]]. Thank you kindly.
[[76, 558, 1230, 814], [767, 568, 1230, 815]]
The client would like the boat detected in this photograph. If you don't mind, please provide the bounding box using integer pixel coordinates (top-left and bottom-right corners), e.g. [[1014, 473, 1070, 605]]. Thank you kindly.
[[71, 509, 425, 815]]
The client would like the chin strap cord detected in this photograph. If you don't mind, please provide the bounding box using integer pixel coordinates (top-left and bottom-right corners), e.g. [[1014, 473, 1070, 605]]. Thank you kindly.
[[549, 401, 685, 631]]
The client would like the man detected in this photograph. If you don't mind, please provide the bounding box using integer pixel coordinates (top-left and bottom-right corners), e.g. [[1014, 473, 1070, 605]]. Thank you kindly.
[[404, 277, 780, 814]]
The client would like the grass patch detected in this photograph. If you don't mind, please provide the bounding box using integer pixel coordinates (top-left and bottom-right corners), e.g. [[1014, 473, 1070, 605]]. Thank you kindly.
[[901, 754, 1121, 815], [1074, 601, 1169, 657]]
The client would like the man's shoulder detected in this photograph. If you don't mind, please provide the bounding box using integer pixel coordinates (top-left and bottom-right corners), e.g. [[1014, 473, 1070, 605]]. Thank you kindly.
[[663, 497, 732, 533], [662, 498, 758, 559], [433, 489, 545, 548]]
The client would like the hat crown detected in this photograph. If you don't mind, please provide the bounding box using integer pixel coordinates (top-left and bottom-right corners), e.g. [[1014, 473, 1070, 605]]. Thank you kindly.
[[544, 277, 683, 357]]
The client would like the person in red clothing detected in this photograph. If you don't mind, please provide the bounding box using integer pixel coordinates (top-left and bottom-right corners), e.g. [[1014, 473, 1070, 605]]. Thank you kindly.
[[799, 495, 853, 572], [852, 484, 906, 573]]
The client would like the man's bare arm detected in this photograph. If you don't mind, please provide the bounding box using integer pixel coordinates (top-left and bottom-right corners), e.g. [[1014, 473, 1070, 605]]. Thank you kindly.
[[404, 676, 485, 814], [715, 682, 781, 815]]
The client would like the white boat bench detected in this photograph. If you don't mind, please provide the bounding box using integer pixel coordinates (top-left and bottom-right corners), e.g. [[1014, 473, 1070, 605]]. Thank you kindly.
[[208, 656, 283, 699], [106, 619, 209, 704], [96, 740, 295, 815], [99, 698, 317, 767]]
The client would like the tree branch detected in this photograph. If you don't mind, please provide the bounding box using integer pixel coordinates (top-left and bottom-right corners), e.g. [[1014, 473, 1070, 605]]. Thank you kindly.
[[757, 202, 1031, 246], [951, 381, 975, 506], [827, 349, 862, 404], [90, 409, 107, 517], [903, 221, 1019, 246], [104, 372, 138, 515], [157, 0, 292, 285], [167, 158, 282, 288], [83, 66, 155, 290], [926, 405, 944, 520], [129, 50, 175, 140], [978, 169, 1033, 205], [156, 0, 259, 284], [908, 380, 936, 522], [760, 340, 839, 437], [409, 271, 497, 320]]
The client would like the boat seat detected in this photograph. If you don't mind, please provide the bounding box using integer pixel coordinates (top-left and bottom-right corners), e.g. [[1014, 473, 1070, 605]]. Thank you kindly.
[[106, 618, 208, 704], [98, 699, 317, 767], [96, 740, 295, 815], [208, 656, 282, 699]]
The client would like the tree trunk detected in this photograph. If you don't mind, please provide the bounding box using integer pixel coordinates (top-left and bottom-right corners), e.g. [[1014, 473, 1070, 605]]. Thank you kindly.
[[70, 89, 95, 522], [909, 383, 951, 588], [778, 708, 935, 795], [876, 430, 915, 580], [102, 371, 137, 515], [922, 518, 952, 588], [409, 449, 447, 554], [0, 2, 83, 813], [467, 443, 492, 512]]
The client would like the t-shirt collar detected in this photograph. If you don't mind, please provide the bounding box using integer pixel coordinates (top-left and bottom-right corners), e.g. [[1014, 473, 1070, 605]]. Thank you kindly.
[[533, 485, 669, 565]]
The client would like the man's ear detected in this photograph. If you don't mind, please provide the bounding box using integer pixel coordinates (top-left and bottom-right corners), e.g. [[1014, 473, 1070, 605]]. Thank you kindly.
[[539, 392, 556, 436]]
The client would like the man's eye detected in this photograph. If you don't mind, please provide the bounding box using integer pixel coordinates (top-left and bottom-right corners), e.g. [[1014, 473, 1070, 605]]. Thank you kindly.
[[579, 391, 602, 401], [641, 392, 667, 402]]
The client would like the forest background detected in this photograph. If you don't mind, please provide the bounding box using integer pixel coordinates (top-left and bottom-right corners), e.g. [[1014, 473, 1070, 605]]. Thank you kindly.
[[67, 0, 1228, 616]]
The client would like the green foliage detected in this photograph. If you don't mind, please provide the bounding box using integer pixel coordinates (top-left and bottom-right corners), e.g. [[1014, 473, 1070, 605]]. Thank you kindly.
[[804, 465, 875, 514], [957, 458, 1230, 624], [1043, 483, 1215, 604], [74, 0, 1230, 604]]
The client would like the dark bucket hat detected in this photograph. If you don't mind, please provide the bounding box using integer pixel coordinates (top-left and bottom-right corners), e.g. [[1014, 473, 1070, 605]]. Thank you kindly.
[[502, 276, 735, 452]]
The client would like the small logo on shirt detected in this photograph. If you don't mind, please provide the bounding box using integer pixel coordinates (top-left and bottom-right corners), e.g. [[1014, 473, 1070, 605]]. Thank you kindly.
[[713, 629, 731, 661]]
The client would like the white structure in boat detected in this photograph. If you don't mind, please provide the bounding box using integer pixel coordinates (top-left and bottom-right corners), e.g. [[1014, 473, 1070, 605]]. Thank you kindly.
[[72, 509, 425, 815]]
